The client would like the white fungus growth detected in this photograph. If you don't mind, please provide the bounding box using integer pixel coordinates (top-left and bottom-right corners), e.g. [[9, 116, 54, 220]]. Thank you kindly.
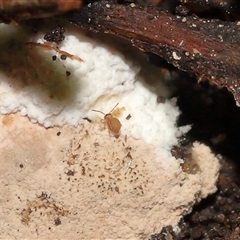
[[0, 22, 220, 239], [0, 23, 189, 152]]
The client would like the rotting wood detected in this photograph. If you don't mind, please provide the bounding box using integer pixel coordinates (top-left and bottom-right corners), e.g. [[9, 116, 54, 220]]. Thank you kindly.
[[67, 2, 240, 104], [0, 0, 82, 23]]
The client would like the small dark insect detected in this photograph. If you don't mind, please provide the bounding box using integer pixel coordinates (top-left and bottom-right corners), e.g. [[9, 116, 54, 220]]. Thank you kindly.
[[92, 103, 122, 138]]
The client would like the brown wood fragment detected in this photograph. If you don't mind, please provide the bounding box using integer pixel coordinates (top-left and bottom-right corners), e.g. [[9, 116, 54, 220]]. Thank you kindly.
[[0, 0, 82, 23], [68, 2, 240, 104]]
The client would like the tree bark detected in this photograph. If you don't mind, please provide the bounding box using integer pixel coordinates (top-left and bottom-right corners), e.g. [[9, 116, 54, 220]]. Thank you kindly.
[[0, 0, 82, 23], [68, 2, 240, 104]]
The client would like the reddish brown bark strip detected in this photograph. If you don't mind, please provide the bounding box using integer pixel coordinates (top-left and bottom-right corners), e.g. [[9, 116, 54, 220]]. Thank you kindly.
[[0, 0, 82, 23], [68, 2, 240, 104]]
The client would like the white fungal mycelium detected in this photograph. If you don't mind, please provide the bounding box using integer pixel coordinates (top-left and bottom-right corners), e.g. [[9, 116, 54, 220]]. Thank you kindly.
[[0, 21, 220, 239]]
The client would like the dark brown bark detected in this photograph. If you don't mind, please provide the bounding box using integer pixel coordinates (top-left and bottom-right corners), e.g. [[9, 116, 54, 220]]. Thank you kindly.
[[180, 0, 239, 11], [179, 0, 240, 19], [68, 2, 240, 104], [0, 0, 82, 23]]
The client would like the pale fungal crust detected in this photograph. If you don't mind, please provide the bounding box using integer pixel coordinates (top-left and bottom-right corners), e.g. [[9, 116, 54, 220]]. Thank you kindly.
[[0, 114, 220, 239]]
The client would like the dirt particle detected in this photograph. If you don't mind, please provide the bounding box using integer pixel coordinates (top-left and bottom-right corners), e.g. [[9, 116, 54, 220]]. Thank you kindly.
[[61, 55, 67, 60], [172, 51, 181, 60], [81, 166, 86, 175], [157, 95, 166, 103], [66, 169, 75, 176], [126, 114, 131, 120], [44, 26, 65, 44]]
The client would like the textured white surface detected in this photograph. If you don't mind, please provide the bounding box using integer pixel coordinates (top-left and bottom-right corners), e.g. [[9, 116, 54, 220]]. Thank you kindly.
[[0, 114, 220, 239], [0, 23, 188, 152]]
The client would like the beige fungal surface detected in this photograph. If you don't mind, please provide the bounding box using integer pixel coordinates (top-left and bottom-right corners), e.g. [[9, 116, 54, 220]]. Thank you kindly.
[[0, 113, 220, 239]]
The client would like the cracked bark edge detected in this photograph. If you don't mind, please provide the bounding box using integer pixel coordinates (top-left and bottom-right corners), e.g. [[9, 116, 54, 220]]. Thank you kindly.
[[67, 2, 240, 105]]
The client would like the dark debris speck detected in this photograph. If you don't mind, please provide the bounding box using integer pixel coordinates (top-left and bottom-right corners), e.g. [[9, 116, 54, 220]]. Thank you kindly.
[[60, 55, 67, 60], [44, 26, 65, 44], [54, 217, 61, 226]]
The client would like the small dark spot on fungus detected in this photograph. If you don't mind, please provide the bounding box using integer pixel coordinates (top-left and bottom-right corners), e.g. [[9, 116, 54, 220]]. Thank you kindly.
[[19, 164, 24, 168], [115, 186, 120, 193], [66, 71, 71, 76], [126, 152, 133, 160], [83, 117, 92, 123], [157, 95, 166, 103], [61, 54, 67, 60], [52, 55, 57, 61], [126, 114, 131, 120], [82, 166, 86, 175], [125, 146, 132, 151], [54, 217, 61, 226], [38, 191, 50, 199], [66, 169, 75, 176], [57, 131, 61, 136]]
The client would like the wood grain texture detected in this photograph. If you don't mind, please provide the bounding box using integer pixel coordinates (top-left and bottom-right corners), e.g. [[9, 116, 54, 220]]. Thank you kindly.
[[68, 2, 240, 104]]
